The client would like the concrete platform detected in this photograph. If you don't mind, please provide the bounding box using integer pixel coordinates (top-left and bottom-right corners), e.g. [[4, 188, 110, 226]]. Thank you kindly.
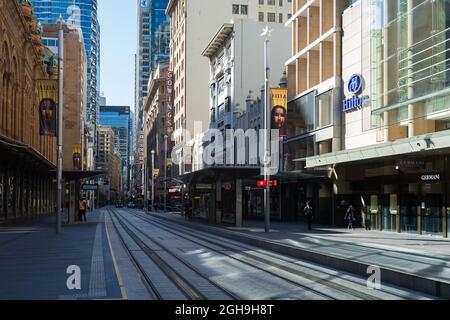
[[148, 210, 450, 299]]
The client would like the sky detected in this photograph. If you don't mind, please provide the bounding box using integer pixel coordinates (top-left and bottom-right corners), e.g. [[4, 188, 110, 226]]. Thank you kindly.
[[98, 0, 137, 110]]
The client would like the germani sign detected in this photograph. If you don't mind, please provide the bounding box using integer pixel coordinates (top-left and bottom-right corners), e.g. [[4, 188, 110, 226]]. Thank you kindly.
[[343, 74, 370, 113]]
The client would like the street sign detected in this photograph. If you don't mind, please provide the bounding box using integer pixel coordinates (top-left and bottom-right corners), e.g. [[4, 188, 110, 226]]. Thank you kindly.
[[257, 180, 278, 187], [82, 184, 98, 191], [196, 184, 213, 190]]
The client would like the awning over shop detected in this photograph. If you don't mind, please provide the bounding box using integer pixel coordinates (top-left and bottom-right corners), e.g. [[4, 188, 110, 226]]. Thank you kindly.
[[0, 134, 55, 171], [180, 166, 261, 185], [60, 170, 107, 181], [297, 130, 450, 169], [270, 170, 326, 182]]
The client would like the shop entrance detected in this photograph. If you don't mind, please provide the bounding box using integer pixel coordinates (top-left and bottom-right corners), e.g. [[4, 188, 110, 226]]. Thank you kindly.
[[400, 184, 419, 234], [381, 189, 398, 233], [420, 182, 443, 236]]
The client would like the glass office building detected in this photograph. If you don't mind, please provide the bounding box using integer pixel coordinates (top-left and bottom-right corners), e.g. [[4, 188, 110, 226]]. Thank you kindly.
[[136, 0, 170, 121], [99, 106, 132, 191], [370, 0, 450, 134], [32, 0, 100, 127]]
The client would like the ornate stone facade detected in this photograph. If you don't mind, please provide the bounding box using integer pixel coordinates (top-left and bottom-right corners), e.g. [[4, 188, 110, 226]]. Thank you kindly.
[[0, 0, 56, 221]]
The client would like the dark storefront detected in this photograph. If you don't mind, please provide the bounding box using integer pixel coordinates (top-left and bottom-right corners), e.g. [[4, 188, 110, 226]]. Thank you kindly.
[[341, 154, 449, 237]]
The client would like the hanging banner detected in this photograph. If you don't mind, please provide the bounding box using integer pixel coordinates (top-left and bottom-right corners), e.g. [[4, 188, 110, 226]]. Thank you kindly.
[[72, 145, 82, 171], [37, 79, 58, 136], [270, 88, 288, 138]]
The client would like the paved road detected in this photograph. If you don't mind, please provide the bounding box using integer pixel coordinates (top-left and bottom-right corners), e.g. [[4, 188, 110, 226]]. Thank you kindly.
[[0, 207, 443, 300], [106, 207, 437, 300]]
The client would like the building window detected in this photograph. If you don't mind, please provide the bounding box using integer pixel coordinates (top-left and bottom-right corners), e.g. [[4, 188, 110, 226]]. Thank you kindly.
[[267, 12, 275, 22], [259, 12, 264, 22], [241, 5, 248, 15], [232, 4, 240, 14], [287, 13, 292, 20], [279, 0, 283, 5], [279, 13, 283, 23], [267, 0, 275, 5], [259, 0, 264, 4], [315, 90, 333, 129]]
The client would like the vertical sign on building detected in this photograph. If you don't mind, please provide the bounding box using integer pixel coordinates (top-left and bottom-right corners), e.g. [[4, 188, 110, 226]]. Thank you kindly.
[[166, 70, 174, 136], [138, 132, 145, 165]]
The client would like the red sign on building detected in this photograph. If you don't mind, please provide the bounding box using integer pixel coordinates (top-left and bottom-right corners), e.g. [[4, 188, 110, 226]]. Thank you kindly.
[[257, 180, 278, 188]]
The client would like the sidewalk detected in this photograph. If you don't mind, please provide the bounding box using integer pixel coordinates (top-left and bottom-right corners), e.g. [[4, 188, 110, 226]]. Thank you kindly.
[[149, 210, 450, 297], [0, 211, 123, 300]]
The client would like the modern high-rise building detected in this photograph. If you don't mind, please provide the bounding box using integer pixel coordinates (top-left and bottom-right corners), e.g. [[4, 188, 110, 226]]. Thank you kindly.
[[32, 0, 100, 131], [134, 0, 170, 195], [135, 0, 170, 127], [99, 106, 132, 192]]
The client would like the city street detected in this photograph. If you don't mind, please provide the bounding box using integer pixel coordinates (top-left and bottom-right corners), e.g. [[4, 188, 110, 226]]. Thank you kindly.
[[0, 207, 446, 300], [1, 0, 450, 306]]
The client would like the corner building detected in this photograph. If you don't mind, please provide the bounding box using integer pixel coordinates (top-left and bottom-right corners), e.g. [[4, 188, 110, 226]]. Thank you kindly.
[[302, 0, 450, 238]]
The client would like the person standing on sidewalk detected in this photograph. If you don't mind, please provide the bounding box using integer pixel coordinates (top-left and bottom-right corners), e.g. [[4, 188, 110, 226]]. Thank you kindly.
[[304, 201, 314, 230], [345, 205, 356, 230], [78, 198, 87, 222]]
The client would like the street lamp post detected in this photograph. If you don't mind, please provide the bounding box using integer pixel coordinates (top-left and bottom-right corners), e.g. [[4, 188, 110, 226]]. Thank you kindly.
[[262, 26, 272, 233], [164, 135, 168, 213], [151, 150, 155, 212], [144, 157, 148, 214], [56, 17, 64, 234]]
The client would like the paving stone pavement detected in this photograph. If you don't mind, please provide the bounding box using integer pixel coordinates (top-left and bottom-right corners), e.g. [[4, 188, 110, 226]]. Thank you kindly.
[[0, 211, 122, 300]]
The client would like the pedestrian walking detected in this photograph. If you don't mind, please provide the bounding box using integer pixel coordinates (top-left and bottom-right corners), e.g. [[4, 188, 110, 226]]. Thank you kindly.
[[78, 198, 87, 222], [304, 201, 314, 230], [183, 195, 191, 220], [345, 205, 356, 230]]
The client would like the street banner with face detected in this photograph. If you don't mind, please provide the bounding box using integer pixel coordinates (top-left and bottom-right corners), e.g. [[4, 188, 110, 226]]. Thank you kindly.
[[37, 79, 58, 136], [270, 88, 288, 138]]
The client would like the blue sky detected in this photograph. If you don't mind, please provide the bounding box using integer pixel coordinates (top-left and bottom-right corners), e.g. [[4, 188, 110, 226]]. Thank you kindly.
[[98, 0, 137, 110]]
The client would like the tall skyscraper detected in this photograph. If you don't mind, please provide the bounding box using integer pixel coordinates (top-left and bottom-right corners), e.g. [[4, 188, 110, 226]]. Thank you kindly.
[[99, 106, 132, 193], [32, 0, 100, 131], [136, 0, 170, 120], [134, 0, 170, 195]]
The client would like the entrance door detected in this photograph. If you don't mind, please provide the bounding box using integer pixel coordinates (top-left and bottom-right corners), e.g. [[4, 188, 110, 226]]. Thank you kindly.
[[368, 194, 380, 230], [381, 193, 398, 232], [421, 183, 443, 236], [401, 184, 419, 234]]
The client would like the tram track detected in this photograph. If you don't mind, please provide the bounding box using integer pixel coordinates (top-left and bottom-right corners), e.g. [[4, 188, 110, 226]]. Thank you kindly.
[[123, 210, 352, 300], [108, 207, 238, 300], [130, 210, 425, 300]]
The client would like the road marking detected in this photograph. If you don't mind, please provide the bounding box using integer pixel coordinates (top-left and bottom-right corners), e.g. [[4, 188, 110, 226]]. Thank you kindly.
[[105, 210, 128, 300]]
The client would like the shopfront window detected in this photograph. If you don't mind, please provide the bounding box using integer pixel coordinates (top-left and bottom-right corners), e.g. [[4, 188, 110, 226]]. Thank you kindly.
[[401, 183, 419, 234], [381, 185, 398, 232]]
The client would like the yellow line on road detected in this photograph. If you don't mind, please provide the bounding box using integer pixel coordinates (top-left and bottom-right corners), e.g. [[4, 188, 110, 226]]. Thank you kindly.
[[104, 210, 128, 300]]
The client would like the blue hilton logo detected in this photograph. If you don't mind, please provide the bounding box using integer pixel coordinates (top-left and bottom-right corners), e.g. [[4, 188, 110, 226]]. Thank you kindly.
[[343, 74, 369, 113]]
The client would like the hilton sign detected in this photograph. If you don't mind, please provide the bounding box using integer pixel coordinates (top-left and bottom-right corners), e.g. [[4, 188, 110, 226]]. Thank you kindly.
[[343, 74, 370, 113]]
